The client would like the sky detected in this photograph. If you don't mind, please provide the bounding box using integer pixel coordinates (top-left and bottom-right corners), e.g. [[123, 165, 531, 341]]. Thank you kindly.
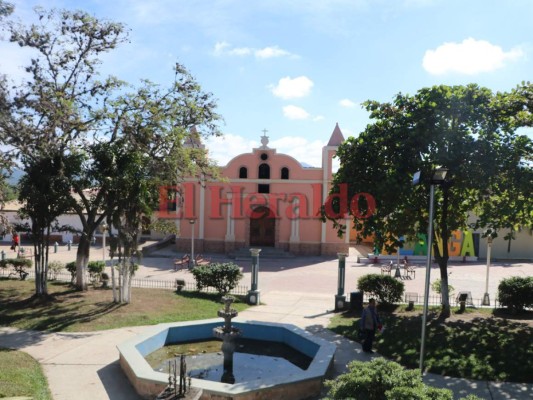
[[2, 0, 533, 168]]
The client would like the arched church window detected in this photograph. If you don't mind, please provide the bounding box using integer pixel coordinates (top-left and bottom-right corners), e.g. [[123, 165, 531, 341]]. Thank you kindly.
[[258, 163, 270, 179], [281, 167, 289, 180], [239, 166, 248, 179]]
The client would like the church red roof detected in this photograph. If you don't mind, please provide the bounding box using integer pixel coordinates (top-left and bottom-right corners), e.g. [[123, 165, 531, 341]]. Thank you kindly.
[[327, 123, 345, 146]]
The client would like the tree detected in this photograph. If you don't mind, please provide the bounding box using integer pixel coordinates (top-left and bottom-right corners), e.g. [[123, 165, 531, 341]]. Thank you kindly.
[[0, 1, 13, 19], [0, 7, 127, 291], [330, 84, 533, 317], [98, 67, 221, 303], [17, 154, 75, 296], [0, 8, 222, 296]]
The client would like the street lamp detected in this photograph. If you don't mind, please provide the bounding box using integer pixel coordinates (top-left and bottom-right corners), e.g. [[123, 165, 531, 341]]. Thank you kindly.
[[101, 223, 108, 265], [413, 167, 448, 374], [482, 236, 493, 306], [189, 219, 196, 268]]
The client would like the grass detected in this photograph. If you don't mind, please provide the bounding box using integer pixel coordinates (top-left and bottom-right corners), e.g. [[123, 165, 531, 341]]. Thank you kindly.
[[0, 278, 249, 398], [328, 304, 533, 384], [0, 278, 249, 332], [0, 348, 52, 400]]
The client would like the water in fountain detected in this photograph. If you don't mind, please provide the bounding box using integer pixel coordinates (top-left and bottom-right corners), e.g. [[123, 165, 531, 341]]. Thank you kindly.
[[212, 295, 242, 384], [147, 297, 313, 385]]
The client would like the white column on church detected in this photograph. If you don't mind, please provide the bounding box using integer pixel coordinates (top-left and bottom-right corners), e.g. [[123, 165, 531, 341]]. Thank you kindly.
[[290, 197, 300, 243], [225, 192, 235, 241]]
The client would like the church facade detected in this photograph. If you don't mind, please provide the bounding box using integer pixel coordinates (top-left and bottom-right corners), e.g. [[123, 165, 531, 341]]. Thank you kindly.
[[168, 124, 350, 256]]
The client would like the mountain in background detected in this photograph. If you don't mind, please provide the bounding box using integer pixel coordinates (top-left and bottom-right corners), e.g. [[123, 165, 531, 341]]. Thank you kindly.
[[5, 167, 23, 185]]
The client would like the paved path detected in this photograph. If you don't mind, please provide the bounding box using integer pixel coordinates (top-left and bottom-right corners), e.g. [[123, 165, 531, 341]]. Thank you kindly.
[[1, 244, 532, 399]]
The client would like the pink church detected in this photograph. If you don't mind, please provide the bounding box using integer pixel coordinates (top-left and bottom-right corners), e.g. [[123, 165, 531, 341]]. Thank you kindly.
[[167, 124, 350, 256]]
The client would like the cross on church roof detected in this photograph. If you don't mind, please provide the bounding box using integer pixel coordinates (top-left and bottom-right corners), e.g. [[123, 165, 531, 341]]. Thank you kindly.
[[260, 128, 270, 149]]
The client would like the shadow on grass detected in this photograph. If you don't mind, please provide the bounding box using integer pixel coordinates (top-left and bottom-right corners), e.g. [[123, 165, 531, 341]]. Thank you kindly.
[[177, 290, 247, 304], [329, 308, 533, 384], [0, 282, 125, 332]]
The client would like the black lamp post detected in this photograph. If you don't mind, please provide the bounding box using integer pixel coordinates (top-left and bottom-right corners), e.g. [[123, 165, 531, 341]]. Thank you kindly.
[[414, 167, 448, 374]]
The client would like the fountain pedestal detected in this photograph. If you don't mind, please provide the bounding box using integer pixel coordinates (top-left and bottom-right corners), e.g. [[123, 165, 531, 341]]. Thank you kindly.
[[212, 296, 242, 384]]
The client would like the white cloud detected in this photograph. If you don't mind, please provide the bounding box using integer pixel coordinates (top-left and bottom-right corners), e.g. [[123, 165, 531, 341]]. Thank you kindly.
[[313, 115, 325, 121], [271, 76, 314, 99], [423, 38, 524, 75], [283, 105, 310, 120], [229, 47, 253, 56], [205, 133, 326, 168], [271, 136, 325, 168], [213, 42, 295, 59], [204, 134, 258, 166], [213, 41, 230, 56], [339, 98, 356, 108], [255, 46, 290, 59]]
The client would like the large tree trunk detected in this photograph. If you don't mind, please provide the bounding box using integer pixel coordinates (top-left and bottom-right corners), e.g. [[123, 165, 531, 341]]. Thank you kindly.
[[76, 235, 91, 290]]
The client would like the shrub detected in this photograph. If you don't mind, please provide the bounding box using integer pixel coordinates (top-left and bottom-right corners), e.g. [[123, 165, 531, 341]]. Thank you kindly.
[[47, 260, 64, 281], [65, 261, 77, 284], [324, 358, 456, 400], [325, 358, 484, 400], [431, 279, 455, 297], [498, 276, 533, 313], [357, 274, 404, 304], [88, 261, 106, 285], [0, 258, 32, 270], [0, 258, 32, 279], [190, 262, 243, 295]]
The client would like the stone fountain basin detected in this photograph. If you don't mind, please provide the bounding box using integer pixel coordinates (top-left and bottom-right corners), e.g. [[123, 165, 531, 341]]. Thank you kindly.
[[117, 318, 336, 400]]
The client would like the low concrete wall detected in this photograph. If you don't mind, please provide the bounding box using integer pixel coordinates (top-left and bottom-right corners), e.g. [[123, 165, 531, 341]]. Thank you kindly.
[[117, 319, 336, 400]]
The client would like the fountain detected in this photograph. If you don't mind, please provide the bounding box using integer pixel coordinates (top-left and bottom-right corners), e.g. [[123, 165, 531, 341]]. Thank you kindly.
[[212, 296, 242, 384], [118, 308, 336, 400]]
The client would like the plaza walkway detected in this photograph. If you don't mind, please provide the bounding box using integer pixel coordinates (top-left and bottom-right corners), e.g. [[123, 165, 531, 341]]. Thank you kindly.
[[0, 243, 532, 399]]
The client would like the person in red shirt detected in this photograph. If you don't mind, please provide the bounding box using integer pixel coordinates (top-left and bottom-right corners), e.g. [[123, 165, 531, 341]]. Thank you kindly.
[[11, 232, 19, 252]]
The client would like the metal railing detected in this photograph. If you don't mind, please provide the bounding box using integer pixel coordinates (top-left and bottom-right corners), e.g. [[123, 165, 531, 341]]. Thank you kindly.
[[0, 267, 249, 296]]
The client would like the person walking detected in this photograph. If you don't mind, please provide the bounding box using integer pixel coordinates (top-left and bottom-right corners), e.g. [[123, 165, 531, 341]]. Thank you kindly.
[[11, 232, 19, 252], [360, 298, 381, 353]]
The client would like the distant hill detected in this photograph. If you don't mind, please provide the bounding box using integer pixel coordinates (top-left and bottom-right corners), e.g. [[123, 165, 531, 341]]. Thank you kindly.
[[5, 167, 23, 185]]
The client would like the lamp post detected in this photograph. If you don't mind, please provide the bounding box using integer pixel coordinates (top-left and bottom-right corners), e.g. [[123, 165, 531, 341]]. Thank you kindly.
[[335, 253, 348, 311], [482, 236, 493, 306], [414, 167, 448, 374], [247, 248, 261, 305], [189, 219, 196, 268], [101, 223, 108, 265]]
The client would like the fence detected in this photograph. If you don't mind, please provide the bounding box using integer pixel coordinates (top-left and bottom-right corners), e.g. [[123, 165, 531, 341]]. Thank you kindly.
[[0, 267, 249, 296]]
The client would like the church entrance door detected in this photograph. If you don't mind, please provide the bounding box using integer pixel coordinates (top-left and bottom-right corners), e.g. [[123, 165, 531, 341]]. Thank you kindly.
[[249, 206, 275, 247]]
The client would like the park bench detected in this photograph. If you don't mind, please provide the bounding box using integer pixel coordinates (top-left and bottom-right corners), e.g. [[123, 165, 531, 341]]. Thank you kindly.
[[174, 254, 190, 271], [403, 262, 416, 279], [194, 254, 211, 266], [380, 261, 393, 276]]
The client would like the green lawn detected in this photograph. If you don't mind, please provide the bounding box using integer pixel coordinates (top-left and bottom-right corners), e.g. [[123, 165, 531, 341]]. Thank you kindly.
[[328, 305, 533, 384], [0, 278, 248, 332], [0, 348, 52, 400], [0, 278, 249, 398]]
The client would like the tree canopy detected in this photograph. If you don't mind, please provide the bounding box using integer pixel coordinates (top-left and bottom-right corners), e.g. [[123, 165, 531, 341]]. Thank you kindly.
[[331, 83, 533, 315], [0, 6, 222, 296]]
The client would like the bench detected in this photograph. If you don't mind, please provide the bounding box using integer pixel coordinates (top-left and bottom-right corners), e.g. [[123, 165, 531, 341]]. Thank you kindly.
[[380, 261, 393, 276], [174, 255, 190, 271], [403, 263, 416, 279], [194, 254, 211, 266]]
